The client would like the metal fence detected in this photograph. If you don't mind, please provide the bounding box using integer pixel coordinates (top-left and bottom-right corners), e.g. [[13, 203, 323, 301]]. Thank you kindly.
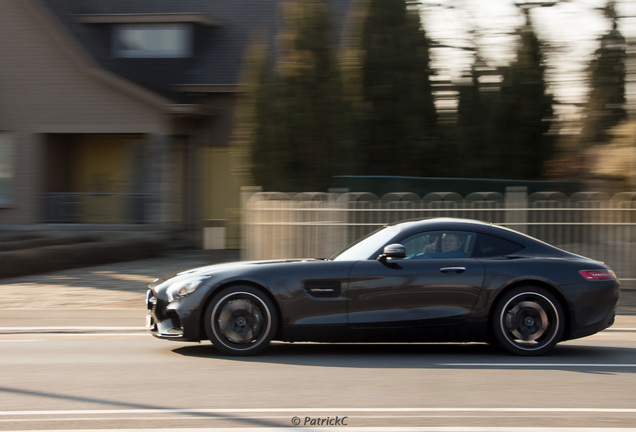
[[242, 187, 636, 287]]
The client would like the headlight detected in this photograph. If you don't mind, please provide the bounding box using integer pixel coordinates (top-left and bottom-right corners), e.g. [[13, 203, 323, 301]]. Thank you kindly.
[[166, 277, 206, 302]]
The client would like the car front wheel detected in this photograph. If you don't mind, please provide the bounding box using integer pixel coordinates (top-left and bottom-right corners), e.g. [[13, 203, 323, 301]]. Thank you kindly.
[[204, 286, 277, 356], [493, 286, 565, 356]]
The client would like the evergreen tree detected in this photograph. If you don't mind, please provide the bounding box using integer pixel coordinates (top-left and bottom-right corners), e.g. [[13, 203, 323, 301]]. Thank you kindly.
[[231, 44, 281, 190], [582, 1, 626, 145], [274, 0, 351, 191], [249, 51, 290, 191], [356, 0, 439, 176], [455, 61, 504, 178], [496, 12, 554, 180], [243, 0, 351, 192]]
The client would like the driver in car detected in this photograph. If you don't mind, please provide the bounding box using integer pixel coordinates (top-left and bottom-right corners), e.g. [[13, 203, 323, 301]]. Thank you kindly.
[[408, 233, 467, 259]]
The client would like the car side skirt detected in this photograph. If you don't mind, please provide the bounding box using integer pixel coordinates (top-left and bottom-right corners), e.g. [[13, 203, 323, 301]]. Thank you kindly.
[[279, 319, 487, 343]]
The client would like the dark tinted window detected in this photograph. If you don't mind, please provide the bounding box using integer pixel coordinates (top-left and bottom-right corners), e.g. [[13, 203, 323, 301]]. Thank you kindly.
[[401, 231, 475, 259], [472, 233, 524, 257]]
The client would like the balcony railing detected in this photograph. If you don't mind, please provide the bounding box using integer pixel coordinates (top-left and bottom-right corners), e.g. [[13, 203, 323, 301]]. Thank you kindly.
[[42, 192, 150, 224]]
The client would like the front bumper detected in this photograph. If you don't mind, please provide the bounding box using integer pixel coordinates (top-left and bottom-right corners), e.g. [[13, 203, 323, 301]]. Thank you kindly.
[[146, 289, 187, 340]]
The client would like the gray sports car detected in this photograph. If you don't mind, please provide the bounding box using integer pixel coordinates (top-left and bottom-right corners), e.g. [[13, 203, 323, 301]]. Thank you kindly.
[[146, 218, 620, 356]]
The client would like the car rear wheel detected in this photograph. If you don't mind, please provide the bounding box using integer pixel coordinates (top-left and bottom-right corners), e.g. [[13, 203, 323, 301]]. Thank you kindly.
[[493, 286, 564, 356], [204, 286, 277, 356]]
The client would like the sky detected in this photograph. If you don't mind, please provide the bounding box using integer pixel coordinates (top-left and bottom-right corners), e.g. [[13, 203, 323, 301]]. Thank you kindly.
[[418, 0, 636, 117]]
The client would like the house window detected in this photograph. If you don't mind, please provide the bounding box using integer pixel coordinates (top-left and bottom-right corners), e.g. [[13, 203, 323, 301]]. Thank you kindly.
[[113, 24, 192, 58], [0, 132, 14, 205]]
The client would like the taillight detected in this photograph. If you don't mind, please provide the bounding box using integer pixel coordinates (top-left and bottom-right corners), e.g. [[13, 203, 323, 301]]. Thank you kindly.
[[579, 269, 616, 281]]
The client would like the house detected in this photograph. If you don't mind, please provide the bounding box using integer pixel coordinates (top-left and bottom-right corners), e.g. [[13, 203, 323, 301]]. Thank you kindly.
[[0, 0, 287, 248]]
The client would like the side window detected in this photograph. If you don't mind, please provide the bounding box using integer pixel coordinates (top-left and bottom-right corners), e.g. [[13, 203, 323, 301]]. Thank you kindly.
[[472, 233, 524, 258], [402, 231, 441, 256], [113, 24, 193, 58], [401, 231, 475, 259]]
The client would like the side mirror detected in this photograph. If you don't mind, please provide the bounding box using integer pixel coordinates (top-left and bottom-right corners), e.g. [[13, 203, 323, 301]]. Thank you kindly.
[[378, 243, 406, 262]]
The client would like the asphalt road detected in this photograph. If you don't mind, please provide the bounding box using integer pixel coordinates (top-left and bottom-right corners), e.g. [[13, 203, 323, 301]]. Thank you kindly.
[[1, 253, 636, 431]]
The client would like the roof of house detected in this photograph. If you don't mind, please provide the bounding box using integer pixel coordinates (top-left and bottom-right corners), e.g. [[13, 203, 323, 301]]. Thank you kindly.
[[39, 0, 353, 104]]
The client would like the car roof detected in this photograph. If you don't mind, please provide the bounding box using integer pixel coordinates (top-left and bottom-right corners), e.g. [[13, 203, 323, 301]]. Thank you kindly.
[[388, 217, 567, 256], [390, 217, 491, 230], [389, 217, 500, 234]]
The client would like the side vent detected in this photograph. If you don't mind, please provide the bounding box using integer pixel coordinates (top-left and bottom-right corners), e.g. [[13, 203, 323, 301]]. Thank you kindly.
[[303, 280, 341, 298]]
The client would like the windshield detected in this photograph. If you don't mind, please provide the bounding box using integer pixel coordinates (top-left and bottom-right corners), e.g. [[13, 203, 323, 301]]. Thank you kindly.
[[330, 226, 399, 261]]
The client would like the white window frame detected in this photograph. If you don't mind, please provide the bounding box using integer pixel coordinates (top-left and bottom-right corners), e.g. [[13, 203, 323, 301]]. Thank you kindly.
[[0, 132, 14, 206], [113, 24, 192, 58]]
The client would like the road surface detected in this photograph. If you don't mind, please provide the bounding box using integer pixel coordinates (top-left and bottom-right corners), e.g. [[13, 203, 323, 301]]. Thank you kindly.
[[0, 254, 635, 431]]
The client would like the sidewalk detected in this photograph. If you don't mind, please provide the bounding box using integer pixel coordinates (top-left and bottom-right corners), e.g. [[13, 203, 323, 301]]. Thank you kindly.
[[0, 250, 218, 311]]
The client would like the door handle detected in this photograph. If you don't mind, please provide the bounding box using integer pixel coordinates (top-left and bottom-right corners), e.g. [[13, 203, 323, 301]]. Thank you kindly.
[[440, 266, 466, 274]]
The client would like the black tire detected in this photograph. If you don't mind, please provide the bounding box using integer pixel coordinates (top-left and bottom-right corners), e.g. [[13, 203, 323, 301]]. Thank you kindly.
[[493, 286, 565, 356], [204, 286, 277, 356]]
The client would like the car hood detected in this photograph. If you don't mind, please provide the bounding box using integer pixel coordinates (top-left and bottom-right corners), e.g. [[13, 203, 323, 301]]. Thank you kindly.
[[149, 258, 321, 288]]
